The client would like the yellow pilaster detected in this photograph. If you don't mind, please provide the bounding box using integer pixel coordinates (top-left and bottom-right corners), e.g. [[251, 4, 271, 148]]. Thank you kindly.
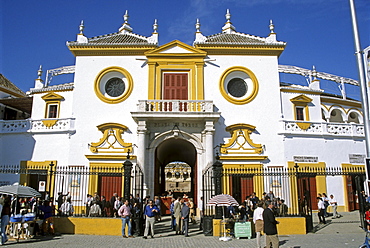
[[195, 62, 204, 100], [147, 62, 156, 99], [315, 162, 327, 195], [287, 161, 299, 215]]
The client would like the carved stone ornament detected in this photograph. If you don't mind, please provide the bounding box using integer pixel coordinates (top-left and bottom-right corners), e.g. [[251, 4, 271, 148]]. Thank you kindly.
[[89, 123, 132, 153]]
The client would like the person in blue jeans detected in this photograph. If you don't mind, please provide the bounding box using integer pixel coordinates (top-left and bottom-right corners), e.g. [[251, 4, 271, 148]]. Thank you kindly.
[[143, 200, 159, 239], [118, 199, 134, 238]]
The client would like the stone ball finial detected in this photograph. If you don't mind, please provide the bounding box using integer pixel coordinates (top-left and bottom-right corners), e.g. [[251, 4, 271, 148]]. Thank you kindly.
[[226, 9, 231, 21], [153, 19, 158, 33], [269, 20, 275, 34], [124, 10, 129, 23], [37, 65, 43, 79], [196, 18, 201, 32], [79, 20, 84, 34]]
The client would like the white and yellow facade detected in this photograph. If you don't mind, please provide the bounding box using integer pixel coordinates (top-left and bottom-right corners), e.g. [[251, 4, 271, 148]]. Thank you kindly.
[[0, 10, 366, 214]]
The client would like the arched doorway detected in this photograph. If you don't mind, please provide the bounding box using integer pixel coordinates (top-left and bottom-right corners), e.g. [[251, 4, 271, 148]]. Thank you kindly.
[[154, 138, 197, 202]]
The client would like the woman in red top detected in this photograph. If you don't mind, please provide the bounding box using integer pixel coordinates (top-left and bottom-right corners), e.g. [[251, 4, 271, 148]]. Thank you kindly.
[[365, 206, 370, 230]]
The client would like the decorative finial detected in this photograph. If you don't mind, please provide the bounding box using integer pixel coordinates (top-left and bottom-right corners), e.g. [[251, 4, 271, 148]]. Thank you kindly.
[[119, 10, 133, 33], [153, 19, 158, 33], [37, 65, 43, 79], [312, 65, 317, 80], [226, 9, 231, 22], [196, 19, 201, 32], [269, 20, 275, 34], [124, 10, 129, 24], [222, 9, 236, 34], [79, 20, 84, 34]]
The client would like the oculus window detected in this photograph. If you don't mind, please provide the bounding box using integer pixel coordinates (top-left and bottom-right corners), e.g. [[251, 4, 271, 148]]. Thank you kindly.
[[94, 67, 133, 104], [219, 66, 259, 105]]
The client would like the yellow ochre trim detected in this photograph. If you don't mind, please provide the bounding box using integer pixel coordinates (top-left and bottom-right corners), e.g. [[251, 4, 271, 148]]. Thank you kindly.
[[85, 155, 136, 160], [94, 66, 133, 104], [89, 123, 132, 153], [219, 66, 259, 105], [296, 122, 311, 130], [41, 92, 65, 101], [42, 119, 58, 127], [220, 155, 268, 160], [221, 123, 263, 154], [145, 40, 206, 100], [44, 101, 61, 119], [291, 95, 312, 121]]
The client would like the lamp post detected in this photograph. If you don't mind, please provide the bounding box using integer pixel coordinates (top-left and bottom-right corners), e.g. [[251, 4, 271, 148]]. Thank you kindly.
[[213, 152, 223, 219], [294, 163, 300, 215], [49, 161, 55, 198], [123, 150, 133, 201]]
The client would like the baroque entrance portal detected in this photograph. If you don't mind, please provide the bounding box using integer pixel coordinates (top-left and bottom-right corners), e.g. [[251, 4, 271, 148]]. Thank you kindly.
[[154, 138, 197, 201]]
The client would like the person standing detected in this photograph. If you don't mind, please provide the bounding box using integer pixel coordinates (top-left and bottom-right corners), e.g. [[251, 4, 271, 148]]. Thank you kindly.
[[199, 196, 204, 231], [181, 201, 190, 237], [329, 194, 340, 219], [57, 192, 69, 216], [154, 196, 161, 222], [110, 193, 118, 217], [263, 200, 279, 248], [253, 201, 264, 248], [322, 193, 330, 217], [143, 200, 159, 239], [0, 195, 10, 245], [118, 199, 134, 238], [317, 197, 326, 224], [170, 198, 176, 231], [174, 197, 183, 235]]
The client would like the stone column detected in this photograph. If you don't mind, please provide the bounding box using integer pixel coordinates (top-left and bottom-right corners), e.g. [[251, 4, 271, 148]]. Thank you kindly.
[[205, 121, 215, 167], [137, 120, 148, 197]]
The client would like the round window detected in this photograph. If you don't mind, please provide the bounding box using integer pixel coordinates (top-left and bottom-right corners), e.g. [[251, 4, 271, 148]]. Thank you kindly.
[[227, 78, 248, 98], [94, 67, 133, 104], [105, 77, 125, 97], [219, 66, 259, 105]]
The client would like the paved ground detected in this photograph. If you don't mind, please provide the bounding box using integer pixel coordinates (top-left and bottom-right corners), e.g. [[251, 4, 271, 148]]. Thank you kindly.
[[1, 211, 366, 248]]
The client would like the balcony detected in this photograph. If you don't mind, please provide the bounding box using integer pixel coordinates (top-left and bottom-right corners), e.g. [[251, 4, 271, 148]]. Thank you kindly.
[[131, 100, 220, 121], [280, 120, 364, 138], [0, 118, 76, 134]]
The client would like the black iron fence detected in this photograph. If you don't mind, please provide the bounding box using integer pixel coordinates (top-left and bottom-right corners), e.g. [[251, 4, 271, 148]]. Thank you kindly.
[[202, 163, 366, 233], [0, 163, 144, 217]]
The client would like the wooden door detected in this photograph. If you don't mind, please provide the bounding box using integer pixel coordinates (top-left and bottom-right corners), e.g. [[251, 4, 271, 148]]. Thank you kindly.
[[347, 175, 356, 211], [230, 176, 253, 204], [98, 174, 122, 198], [163, 73, 188, 111], [297, 176, 317, 212]]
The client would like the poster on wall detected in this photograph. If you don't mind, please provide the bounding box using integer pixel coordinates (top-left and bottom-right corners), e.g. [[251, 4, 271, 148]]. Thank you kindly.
[[39, 181, 46, 192]]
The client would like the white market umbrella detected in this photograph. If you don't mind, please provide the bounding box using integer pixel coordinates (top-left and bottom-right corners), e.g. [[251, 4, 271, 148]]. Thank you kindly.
[[0, 185, 41, 197], [208, 194, 239, 241], [208, 194, 239, 207]]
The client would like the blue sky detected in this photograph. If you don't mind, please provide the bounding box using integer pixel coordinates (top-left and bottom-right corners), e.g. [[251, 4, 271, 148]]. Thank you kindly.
[[1, 0, 369, 98]]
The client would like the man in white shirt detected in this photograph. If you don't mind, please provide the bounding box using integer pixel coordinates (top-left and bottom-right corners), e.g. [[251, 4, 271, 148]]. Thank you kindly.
[[329, 194, 341, 219], [317, 197, 326, 224], [253, 201, 264, 248]]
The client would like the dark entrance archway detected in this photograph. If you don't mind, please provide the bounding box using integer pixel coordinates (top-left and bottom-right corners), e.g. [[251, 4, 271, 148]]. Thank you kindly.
[[154, 138, 197, 203]]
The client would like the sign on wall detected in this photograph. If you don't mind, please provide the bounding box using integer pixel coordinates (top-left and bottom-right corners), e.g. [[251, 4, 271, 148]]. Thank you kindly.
[[293, 156, 318, 163], [349, 154, 366, 164], [39, 180, 46, 192]]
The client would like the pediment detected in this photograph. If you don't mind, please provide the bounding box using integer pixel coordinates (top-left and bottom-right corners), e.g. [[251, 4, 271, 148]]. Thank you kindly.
[[145, 40, 206, 56], [41, 92, 64, 101], [290, 94, 312, 103]]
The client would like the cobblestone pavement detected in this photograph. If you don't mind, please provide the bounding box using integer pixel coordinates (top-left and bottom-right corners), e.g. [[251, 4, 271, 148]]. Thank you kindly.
[[2, 211, 365, 248]]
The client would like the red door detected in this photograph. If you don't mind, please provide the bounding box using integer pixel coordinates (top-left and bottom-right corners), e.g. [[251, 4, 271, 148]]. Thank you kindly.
[[297, 176, 317, 212], [163, 73, 188, 111], [98, 174, 122, 198]]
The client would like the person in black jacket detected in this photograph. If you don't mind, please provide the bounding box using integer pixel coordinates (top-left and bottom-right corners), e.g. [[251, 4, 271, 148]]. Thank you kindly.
[[263, 200, 279, 248], [181, 201, 190, 237]]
